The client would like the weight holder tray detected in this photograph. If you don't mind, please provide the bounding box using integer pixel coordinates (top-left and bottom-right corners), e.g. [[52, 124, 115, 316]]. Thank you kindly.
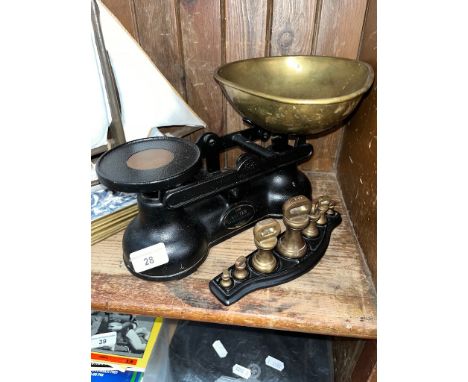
[[209, 212, 342, 305]]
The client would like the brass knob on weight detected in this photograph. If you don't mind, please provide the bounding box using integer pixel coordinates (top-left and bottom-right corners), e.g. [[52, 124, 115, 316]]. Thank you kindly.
[[233, 256, 249, 280], [302, 201, 320, 238], [251, 218, 281, 274], [219, 269, 233, 288], [316, 195, 335, 225], [277, 195, 312, 259]]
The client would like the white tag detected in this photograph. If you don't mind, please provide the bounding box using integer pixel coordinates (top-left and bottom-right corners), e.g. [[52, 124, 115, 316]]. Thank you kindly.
[[130, 242, 169, 272], [212, 340, 228, 358], [91, 331, 117, 349], [232, 364, 251, 379], [265, 355, 284, 371]]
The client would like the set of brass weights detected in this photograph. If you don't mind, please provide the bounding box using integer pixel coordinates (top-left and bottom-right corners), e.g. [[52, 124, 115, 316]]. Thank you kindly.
[[209, 195, 341, 305]]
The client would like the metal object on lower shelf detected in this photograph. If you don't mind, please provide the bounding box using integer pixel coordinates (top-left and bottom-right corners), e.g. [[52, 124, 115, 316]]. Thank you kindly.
[[209, 211, 342, 306]]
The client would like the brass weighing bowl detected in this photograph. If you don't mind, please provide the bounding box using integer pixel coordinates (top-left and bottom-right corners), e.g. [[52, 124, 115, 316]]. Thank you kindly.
[[214, 55, 374, 135]]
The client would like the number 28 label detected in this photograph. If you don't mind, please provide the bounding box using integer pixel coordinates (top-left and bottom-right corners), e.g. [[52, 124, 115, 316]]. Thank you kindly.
[[129, 242, 169, 273]]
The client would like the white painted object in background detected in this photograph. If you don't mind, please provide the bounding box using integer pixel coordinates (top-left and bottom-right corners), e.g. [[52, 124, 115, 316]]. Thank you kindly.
[[90, 28, 111, 149], [90, 0, 206, 148]]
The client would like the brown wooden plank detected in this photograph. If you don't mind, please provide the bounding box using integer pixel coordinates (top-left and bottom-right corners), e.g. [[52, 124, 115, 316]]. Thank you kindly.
[[351, 340, 377, 382], [367, 365, 377, 382], [267, 0, 318, 151], [179, 0, 223, 137], [301, 0, 368, 172], [133, 0, 186, 97], [270, 0, 317, 56], [337, 0, 376, 285], [224, 0, 269, 167], [333, 338, 366, 382], [91, 172, 377, 339], [102, 0, 139, 40], [315, 0, 368, 58]]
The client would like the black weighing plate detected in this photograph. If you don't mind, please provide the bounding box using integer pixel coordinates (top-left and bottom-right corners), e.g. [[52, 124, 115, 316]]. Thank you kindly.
[[168, 321, 333, 382], [96, 137, 201, 193]]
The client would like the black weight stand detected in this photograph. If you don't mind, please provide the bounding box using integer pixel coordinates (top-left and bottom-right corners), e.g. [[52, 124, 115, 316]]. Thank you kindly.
[[209, 212, 342, 305]]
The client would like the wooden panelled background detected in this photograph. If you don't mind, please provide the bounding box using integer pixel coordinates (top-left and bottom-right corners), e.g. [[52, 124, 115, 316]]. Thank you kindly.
[[336, 0, 377, 380], [337, 0, 377, 286], [102, 0, 369, 171]]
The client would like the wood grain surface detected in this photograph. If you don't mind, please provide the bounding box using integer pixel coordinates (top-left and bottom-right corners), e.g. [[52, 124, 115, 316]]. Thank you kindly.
[[91, 172, 376, 339], [351, 339, 377, 382], [270, 0, 317, 56], [224, 0, 268, 167], [301, 0, 369, 172], [333, 337, 366, 382], [179, 0, 223, 136], [337, 0, 377, 285], [133, 0, 186, 97], [102, 0, 139, 41], [337, 1, 377, 377]]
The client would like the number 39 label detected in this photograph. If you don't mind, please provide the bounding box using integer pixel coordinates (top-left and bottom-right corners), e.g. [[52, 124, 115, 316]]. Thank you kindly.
[[129, 242, 169, 273], [91, 331, 117, 349]]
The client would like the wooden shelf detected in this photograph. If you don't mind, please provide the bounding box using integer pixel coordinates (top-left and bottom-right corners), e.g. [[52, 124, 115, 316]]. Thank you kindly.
[[92, 172, 376, 339]]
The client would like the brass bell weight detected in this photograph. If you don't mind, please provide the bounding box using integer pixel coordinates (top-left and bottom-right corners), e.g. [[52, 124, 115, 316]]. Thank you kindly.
[[219, 269, 233, 288], [233, 256, 249, 280], [277, 195, 312, 259], [303, 195, 337, 238], [316, 195, 334, 225], [251, 218, 281, 274], [302, 201, 320, 238]]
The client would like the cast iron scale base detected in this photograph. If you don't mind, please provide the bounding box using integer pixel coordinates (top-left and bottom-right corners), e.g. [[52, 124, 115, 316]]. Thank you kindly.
[[209, 212, 341, 305], [96, 122, 340, 298]]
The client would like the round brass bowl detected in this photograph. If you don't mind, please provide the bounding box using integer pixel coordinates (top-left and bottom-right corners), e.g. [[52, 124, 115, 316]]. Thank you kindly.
[[214, 55, 374, 135]]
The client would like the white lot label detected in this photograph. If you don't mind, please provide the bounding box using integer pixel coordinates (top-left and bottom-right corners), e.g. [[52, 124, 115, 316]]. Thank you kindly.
[[232, 364, 251, 379], [265, 355, 284, 371], [212, 340, 228, 358], [91, 331, 117, 349], [130, 242, 169, 272]]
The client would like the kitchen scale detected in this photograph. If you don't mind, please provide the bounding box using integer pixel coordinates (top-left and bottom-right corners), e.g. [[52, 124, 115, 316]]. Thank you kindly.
[[96, 55, 373, 301]]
